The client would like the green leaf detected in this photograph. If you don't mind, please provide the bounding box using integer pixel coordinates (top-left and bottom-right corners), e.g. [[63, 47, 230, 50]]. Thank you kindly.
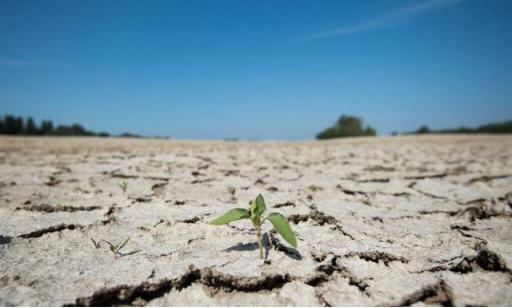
[[90, 238, 100, 249], [209, 208, 250, 225], [251, 194, 266, 219], [115, 238, 130, 254], [267, 212, 297, 248], [99, 239, 115, 250]]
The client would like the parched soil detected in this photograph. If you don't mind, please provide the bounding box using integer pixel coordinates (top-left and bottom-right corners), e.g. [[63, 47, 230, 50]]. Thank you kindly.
[[0, 135, 511, 306]]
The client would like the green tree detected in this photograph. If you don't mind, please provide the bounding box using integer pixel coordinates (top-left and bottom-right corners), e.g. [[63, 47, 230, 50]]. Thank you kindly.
[[317, 115, 377, 139], [477, 120, 512, 134], [364, 126, 377, 136], [25, 117, 39, 135], [13, 116, 24, 134], [416, 125, 431, 134], [2, 115, 24, 134], [3, 116, 16, 134], [40, 120, 54, 134], [0, 117, 4, 134]]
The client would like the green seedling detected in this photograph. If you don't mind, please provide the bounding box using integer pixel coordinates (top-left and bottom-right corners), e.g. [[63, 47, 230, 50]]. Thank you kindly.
[[118, 181, 128, 193], [91, 237, 130, 258], [209, 194, 297, 259]]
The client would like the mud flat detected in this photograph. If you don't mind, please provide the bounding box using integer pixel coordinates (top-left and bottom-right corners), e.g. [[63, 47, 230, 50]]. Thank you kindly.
[[0, 135, 511, 306]]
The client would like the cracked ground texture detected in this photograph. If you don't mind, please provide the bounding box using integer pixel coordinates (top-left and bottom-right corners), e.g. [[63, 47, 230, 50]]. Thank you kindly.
[[0, 135, 511, 306]]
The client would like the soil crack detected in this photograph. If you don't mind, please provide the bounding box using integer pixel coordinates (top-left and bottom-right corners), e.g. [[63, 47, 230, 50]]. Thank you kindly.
[[68, 265, 293, 306], [390, 280, 454, 306], [18, 224, 83, 239], [343, 251, 409, 266], [15, 204, 102, 213], [288, 207, 355, 240]]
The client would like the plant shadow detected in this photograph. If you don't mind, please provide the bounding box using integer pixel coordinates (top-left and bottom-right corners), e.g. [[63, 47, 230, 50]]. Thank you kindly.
[[224, 242, 258, 252], [263, 233, 302, 261], [224, 233, 302, 261], [117, 249, 142, 258]]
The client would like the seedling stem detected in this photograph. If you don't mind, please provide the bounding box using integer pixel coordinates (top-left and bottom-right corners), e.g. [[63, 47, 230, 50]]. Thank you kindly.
[[256, 225, 263, 259]]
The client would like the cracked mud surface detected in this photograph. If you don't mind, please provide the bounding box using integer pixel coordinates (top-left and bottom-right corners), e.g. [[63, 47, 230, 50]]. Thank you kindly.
[[1, 135, 511, 306]]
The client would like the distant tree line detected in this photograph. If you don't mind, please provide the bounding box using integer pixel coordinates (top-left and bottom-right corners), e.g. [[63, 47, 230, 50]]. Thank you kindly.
[[407, 119, 512, 135], [317, 115, 377, 140], [0, 114, 110, 136]]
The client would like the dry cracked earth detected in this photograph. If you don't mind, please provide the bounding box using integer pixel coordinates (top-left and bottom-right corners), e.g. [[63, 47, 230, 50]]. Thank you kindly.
[[0, 135, 511, 306]]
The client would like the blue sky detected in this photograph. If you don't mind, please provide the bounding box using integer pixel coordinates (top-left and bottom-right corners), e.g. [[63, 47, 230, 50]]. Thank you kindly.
[[1, 0, 511, 139]]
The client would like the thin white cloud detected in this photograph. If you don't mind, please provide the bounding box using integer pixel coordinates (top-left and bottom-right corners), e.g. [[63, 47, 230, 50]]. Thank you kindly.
[[0, 59, 51, 67], [296, 0, 466, 42]]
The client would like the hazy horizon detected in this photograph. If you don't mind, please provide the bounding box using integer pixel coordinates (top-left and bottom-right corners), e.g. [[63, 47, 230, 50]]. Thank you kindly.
[[2, 0, 512, 140]]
